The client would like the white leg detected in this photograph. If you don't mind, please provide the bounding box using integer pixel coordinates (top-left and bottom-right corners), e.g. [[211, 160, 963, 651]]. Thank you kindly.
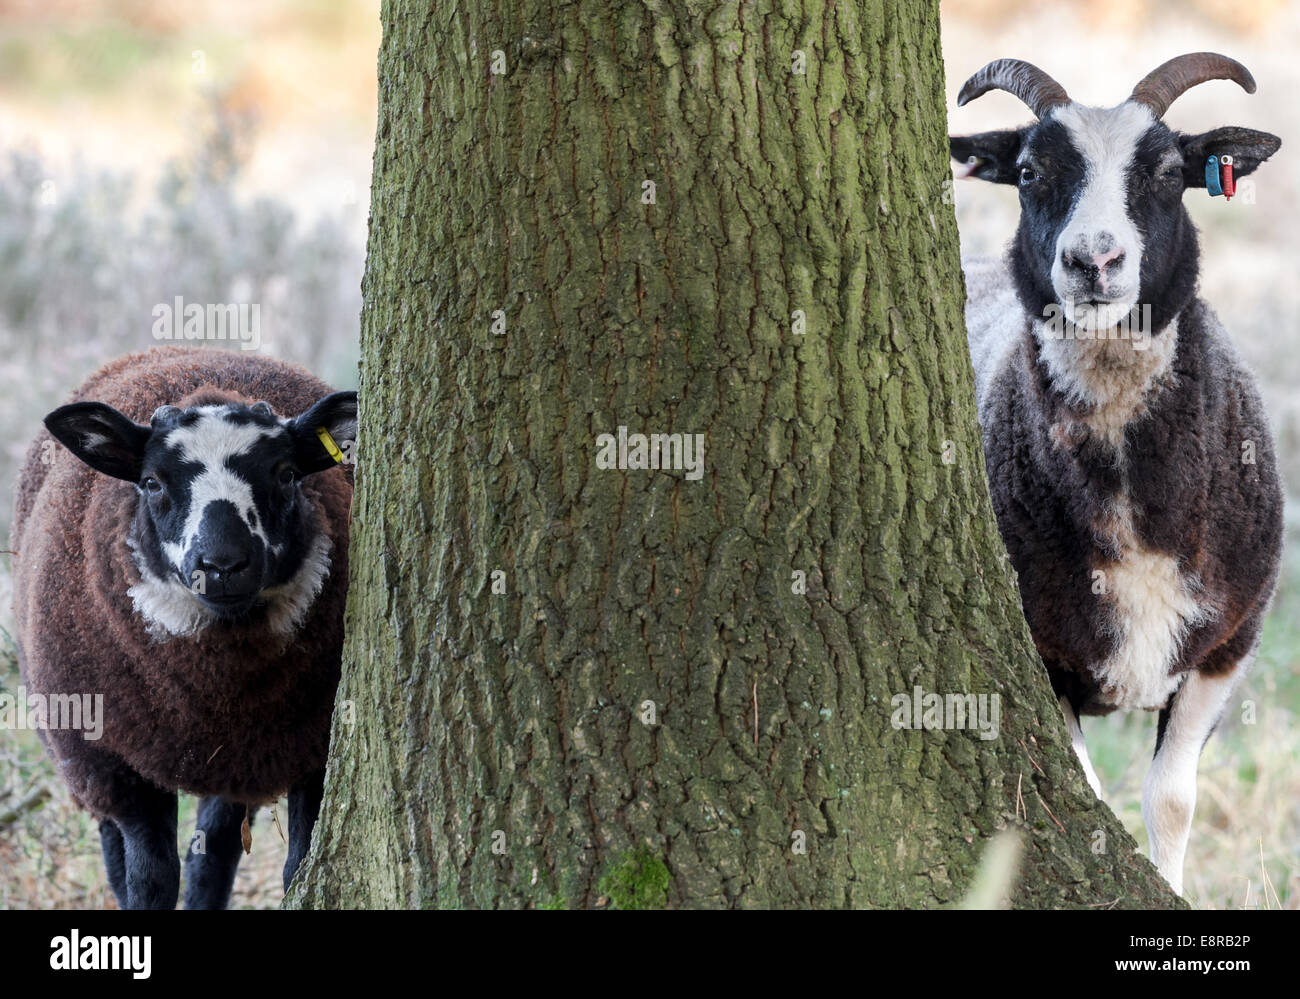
[[1141, 667, 1242, 897], [1059, 696, 1103, 798]]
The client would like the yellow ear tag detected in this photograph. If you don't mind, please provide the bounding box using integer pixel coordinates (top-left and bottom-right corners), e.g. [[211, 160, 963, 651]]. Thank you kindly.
[[316, 426, 345, 464]]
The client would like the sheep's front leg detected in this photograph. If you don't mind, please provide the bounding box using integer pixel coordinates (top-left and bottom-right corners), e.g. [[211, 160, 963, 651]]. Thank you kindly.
[[1142, 666, 1241, 897], [99, 820, 127, 904], [284, 769, 325, 893], [1058, 696, 1103, 797], [184, 797, 252, 909], [109, 783, 180, 910]]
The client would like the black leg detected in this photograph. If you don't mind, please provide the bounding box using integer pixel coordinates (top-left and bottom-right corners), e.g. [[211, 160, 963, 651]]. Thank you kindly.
[[1154, 700, 1173, 758], [1047, 664, 1089, 720], [184, 797, 252, 910], [112, 782, 180, 910], [99, 820, 127, 907], [283, 769, 325, 894]]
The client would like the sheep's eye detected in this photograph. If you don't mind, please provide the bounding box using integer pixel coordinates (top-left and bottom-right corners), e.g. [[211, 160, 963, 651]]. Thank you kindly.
[[1018, 166, 1038, 185], [1161, 167, 1182, 182], [278, 467, 296, 487], [143, 476, 162, 494]]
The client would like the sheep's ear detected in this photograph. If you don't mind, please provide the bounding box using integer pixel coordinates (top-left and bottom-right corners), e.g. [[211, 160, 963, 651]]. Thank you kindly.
[[287, 391, 358, 474], [44, 402, 151, 482], [949, 127, 1028, 184], [1180, 127, 1281, 186]]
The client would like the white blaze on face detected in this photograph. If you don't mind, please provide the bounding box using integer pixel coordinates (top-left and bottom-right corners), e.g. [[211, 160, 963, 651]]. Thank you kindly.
[[1049, 103, 1154, 328], [158, 407, 284, 571]]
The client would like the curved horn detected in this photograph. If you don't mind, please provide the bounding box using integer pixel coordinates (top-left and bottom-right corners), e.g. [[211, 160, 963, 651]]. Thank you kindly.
[[150, 405, 181, 426], [1128, 52, 1256, 118], [957, 59, 1072, 118]]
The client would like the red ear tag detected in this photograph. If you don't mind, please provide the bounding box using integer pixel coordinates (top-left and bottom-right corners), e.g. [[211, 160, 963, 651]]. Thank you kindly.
[[1221, 154, 1236, 200]]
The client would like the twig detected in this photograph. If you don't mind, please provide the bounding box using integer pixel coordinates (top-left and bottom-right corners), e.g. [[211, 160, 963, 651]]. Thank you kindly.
[[271, 804, 287, 843], [1260, 839, 1280, 910], [1015, 772, 1025, 821], [752, 680, 758, 751], [1017, 738, 1045, 777], [0, 785, 52, 826], [1034, 788, 1067, 834]]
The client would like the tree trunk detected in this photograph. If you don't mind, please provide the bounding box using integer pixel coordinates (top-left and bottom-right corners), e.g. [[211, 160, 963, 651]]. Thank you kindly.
[[286, 0, 1181, 909]]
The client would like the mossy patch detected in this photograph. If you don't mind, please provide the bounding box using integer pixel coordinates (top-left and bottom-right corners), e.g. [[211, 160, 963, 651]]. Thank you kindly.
[[597, 847, 670, 910]]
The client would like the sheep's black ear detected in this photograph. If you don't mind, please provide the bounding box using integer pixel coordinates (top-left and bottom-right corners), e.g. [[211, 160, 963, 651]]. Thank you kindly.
[[1180, 127, 1281, 186], [44, 402, 151, 482], [288, 391, 358, 474], [950, 127, 1029, 184]]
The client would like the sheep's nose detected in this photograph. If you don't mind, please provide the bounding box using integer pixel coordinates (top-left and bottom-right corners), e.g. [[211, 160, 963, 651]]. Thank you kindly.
[[1061, 243, 1126, 291], [1062, 245, 1125, 272], [195, 550, 249, 579], [1093, 246, 1124, 270]]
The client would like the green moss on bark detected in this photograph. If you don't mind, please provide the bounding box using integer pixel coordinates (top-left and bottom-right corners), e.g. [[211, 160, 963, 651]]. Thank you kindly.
[[598, 848, 672, 910]]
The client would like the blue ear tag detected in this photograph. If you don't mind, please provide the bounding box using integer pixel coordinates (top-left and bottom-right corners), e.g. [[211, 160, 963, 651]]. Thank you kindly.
[[1205, 155, 1224, 196]]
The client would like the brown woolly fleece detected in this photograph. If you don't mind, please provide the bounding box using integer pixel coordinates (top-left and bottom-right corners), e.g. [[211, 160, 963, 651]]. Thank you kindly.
[[11, 346, 352, 818]]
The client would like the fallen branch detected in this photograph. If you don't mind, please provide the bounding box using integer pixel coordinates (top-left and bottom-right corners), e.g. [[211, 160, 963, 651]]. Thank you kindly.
[[0, 785, 52, 827]]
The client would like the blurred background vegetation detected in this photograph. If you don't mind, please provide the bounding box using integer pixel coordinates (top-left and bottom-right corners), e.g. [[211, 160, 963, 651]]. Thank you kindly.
[[0, 0, 1295, 909]]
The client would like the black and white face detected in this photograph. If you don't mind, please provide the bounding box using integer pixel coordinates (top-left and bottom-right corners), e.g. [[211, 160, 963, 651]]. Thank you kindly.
[[1020, 103, 1167, 329], [951, 104, 1280, 331], [45, 392, 357, 624]]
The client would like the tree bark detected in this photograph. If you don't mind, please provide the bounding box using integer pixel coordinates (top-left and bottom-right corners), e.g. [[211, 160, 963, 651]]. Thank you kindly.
[[286, 0, 1181, 909]]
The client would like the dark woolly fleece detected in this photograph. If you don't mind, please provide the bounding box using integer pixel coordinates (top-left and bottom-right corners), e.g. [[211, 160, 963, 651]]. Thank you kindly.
[[11, 346, 352, 817], [981, 300, 1284, 715]]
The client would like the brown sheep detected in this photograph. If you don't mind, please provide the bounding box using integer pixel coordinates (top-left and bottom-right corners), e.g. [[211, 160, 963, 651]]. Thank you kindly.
[[11, 345, 356, 909]]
